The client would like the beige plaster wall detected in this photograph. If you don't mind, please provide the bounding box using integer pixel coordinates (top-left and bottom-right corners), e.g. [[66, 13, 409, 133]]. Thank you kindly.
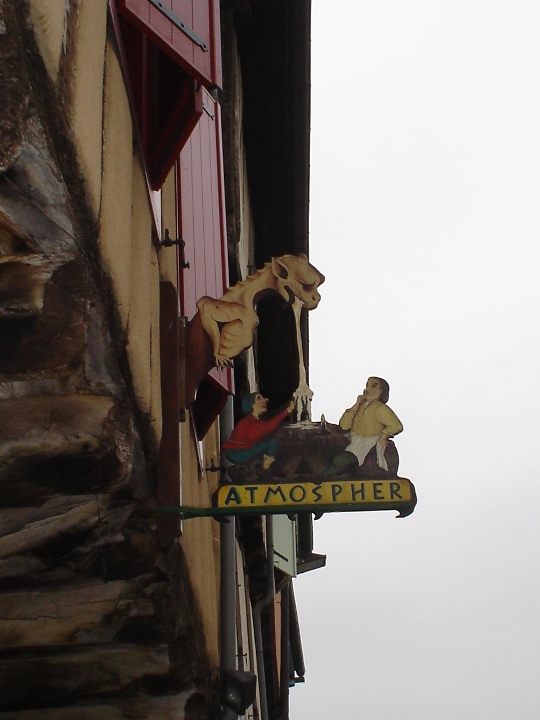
[[99, 42, 133, 330], [126, 158, 162, 436], [180, 418, 221, 666], [158, 168, 179, 287], [100, 46, 161, 433], [30, 0, 68, 81], [72, 0, 108, 216]]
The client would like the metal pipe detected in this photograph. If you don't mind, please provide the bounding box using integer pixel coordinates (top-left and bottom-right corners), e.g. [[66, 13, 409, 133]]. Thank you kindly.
[[288, 582, 305, 681], [219, 397, 237, 720], [277, 580, 290, 720], [252, 515, 275, 720]]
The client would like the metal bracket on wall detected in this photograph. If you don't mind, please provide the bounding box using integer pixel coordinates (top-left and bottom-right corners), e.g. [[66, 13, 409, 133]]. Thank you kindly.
[[159, 229, 190, 269], [148, 0, 209, 51], [205, 459, 226, 473]]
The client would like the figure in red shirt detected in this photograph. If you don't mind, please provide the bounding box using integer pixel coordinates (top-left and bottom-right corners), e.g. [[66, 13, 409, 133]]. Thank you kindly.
[[223, 392, 295, 470]]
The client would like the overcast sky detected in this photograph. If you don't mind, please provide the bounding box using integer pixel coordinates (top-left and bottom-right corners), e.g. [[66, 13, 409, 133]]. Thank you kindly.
[[290, 2, 540, 718]]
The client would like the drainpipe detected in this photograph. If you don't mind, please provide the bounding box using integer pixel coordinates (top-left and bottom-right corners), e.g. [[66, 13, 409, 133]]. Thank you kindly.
[[288, 582, 305, 682], [252, 515, 275, 720], [276, 579, 290, 720], [220, 397, 238, 719]]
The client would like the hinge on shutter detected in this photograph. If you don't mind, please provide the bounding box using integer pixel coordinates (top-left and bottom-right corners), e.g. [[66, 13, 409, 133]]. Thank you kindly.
[[149, 0, 209, 51]]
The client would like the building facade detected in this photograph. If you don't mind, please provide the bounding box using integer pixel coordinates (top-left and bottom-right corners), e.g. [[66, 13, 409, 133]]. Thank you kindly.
[[0, 1, 319, 717]]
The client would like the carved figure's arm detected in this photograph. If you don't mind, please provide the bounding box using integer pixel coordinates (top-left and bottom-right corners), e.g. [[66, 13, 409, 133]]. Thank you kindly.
[[246, 409, 290, 444], [339, 409, 355, 430], [375, 404, 403, 438], [339, 395, 364, 430]]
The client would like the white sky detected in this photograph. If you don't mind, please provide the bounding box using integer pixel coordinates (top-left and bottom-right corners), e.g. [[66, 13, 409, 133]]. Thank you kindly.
[[290, 2, 540, 718]]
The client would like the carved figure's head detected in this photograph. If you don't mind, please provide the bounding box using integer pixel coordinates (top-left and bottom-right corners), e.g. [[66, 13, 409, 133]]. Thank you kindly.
[[241, 392, 268, 417], [241, 393, 258, 415], [271, 253, 325, 310], [364, 377, 390, 404]]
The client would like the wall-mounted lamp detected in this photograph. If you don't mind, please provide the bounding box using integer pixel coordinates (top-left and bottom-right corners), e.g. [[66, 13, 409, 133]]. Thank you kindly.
[[220, 668, 257, 715]]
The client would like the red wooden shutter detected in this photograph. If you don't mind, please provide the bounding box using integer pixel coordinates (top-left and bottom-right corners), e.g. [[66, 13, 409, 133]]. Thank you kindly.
[[113, 0, 222, 188], [178, 91, 226, 318], [177, 90, 233, 433], [117, 0, 222, 90]]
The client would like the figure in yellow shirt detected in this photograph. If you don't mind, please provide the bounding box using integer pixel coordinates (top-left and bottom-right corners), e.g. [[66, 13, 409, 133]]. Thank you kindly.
[[326, 377, 403, 475]]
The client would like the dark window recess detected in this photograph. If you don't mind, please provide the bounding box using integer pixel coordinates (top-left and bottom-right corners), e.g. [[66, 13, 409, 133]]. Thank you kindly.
[[118, 16, 203, 189], [256, 296, 299, 411]]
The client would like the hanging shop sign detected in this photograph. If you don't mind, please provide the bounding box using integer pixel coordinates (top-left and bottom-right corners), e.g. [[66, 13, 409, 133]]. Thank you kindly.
[[158, 253, 418, 522], [159, 407, 417, 520], [160, 477, 416, 520]]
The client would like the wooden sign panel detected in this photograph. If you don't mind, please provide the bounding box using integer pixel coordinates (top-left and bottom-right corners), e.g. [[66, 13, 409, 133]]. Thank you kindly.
[[160, 478, 416, 519], [217, 478, 413, 511]]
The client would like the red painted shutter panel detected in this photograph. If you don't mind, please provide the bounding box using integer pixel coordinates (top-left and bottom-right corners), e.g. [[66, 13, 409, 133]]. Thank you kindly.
[[178, 90, 233, 396], [113, 4, 206, 190], [118, 0, 222, 89]]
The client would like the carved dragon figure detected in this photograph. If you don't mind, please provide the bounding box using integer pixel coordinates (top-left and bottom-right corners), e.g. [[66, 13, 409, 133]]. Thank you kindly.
[[185, 254, 325, 405]]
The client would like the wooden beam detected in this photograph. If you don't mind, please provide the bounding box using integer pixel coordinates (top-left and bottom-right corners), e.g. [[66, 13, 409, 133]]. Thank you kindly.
[[0, 495, 109, 538], [0, 495, 110, 559], [0, 643, 170, 706], [0, 395, 116, 464], [0, 254, 56, 319], [0, 395, 131, 504], [0, 555, 46, 579], [0, 577, 152, 647], [0, 690, 207, 719]]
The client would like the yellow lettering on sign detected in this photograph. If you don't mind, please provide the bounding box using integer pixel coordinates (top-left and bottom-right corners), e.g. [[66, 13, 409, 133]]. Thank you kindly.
[[217, 479, 412, 510]]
